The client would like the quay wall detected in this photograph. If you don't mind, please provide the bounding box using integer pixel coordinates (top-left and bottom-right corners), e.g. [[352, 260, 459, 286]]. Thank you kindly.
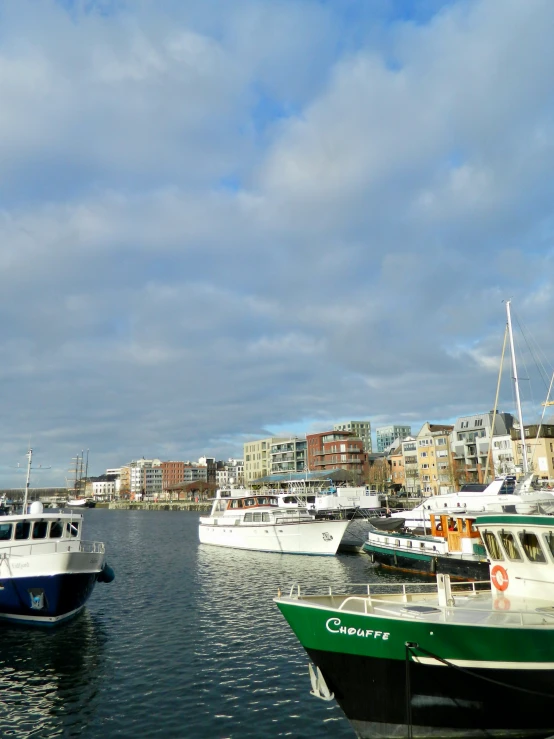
[[107, 501, 211, 512]]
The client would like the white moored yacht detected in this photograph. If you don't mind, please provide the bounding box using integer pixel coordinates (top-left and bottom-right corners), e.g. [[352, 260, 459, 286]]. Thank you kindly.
[[199, 494, 351, 555]]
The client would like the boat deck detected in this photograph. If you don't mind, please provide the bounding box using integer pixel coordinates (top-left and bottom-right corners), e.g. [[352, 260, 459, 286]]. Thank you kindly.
[[280, 581, 554, 628]]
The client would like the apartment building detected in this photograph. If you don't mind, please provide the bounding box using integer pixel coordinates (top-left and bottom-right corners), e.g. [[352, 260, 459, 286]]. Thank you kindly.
[[306, 430, 368, 480], [401, 436, 420, 495], [491, 435, 517, 476], [416, 423, 454, 496], [125, 459, 163, 499], [333, 421, 372, 453], [376, 425, 411, 453], [243, 437, 287, 485], [451, 412, 515, 484], [161, 461, 186, 493], [512, 424, 554, 481], [270, 437, 307, 475], [387, 442, 405, 490], [216, 458, 244, 487]]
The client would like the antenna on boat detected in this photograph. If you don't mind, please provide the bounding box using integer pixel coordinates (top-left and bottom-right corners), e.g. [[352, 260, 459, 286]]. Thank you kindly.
[[506, 300, 529, 475], [19, 448, 51, 513]]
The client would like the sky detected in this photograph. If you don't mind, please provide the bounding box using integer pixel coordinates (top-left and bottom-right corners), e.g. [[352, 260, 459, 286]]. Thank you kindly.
[[1, 0, 553, 487]]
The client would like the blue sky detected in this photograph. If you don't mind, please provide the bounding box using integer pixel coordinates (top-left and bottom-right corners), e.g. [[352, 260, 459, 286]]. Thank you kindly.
[[0, 0, 553, 486]]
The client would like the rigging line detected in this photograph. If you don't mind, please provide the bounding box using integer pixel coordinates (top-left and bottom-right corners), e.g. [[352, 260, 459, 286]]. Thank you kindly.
[[514, 312, 552, 392], [513, 310, 554, 384], [406, 644, 554, 699], [484, 325, 508, 484]]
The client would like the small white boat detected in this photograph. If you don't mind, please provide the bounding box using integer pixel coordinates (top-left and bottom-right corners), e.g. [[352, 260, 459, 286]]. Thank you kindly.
[[199, 493, 351, 555], [66, 498, 96, 508]]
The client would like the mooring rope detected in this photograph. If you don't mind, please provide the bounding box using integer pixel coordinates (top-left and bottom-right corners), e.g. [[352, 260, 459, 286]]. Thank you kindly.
[[405, 642, 554, 699]]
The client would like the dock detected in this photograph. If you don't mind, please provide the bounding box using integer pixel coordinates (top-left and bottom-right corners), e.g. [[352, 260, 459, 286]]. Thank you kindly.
[[107, 501, 211, 512]]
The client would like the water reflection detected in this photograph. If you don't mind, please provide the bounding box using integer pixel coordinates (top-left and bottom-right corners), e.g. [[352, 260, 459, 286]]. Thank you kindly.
[[0, 611, 108, 737], [191, 546, 374, 739]]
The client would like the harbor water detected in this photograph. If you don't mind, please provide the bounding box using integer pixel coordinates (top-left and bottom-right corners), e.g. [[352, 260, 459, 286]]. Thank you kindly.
[[0, 510, 412, 738]]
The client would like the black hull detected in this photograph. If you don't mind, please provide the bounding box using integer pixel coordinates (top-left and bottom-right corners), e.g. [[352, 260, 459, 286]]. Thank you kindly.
[[306, 649, 554, 738], [367, 550, 489, 581]]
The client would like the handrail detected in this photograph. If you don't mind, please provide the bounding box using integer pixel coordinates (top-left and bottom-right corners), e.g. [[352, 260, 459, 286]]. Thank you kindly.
[[0, 540, 105, 557]]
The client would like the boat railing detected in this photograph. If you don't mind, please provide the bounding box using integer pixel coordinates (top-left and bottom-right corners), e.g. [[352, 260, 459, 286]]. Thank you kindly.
[[0, 540, 105, 557], [283, 581, 554, 626], [287, 580, 485, 600]]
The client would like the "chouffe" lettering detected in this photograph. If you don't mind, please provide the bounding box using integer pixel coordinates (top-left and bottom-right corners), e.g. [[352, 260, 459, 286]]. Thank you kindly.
[[326, 617, 390, 640]]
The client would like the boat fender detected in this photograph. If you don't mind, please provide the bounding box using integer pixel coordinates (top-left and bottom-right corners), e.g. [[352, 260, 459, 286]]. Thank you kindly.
[[491, 565, 509, 592], [494, 597, 511, 611], [97, 562, 115, 583]]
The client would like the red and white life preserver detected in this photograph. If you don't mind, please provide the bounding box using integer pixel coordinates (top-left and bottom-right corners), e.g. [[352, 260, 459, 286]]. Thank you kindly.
[[494, 597, 511, 610], [491, 565, 509, 592]]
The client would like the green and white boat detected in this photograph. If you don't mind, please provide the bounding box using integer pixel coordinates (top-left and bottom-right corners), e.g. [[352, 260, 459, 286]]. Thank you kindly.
[[276, 513, 554, 738]]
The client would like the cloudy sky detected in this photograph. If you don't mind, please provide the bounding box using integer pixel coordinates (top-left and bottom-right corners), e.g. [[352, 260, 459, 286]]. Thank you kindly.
[[1, 0, 553, 486]]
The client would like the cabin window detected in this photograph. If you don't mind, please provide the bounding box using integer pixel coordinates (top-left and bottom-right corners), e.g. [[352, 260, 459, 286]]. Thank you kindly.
[[32, 521, 48, 539], [262, 513, 271, 522], [543, 532, 554, 560], [499, 531, 523, 561], [253, 512, 262, 523], [245, 499, 256, 507], [0, 523, 12, 540], [66, 522, 79, 537], [15, 521, 31, 540], [482, 531, 504, 560], [518, 532, 547, 563], [49, 521, 64, 538], [243, 513, 252, 522]]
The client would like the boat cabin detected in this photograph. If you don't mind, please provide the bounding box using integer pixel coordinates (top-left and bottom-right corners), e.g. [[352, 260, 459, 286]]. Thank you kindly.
[[476, 514, 554, 601], [430, 513, 484, 555], [0, 512, 83, 553]]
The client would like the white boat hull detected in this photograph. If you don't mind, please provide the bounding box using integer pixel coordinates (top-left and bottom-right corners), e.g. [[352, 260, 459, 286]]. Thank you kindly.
[[199, 518, 350, 555]]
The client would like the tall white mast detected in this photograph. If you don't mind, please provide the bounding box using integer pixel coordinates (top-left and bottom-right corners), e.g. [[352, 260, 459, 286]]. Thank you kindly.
[[506, 300, 529, 474]]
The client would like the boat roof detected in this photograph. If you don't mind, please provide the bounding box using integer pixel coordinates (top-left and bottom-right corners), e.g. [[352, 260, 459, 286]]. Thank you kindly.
[[476, 513, 554, 526]]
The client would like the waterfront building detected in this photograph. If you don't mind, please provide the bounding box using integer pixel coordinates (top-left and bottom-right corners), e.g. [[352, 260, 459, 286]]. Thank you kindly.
[[401, 436, 420, 495], [216, 458, 244, 488], [491, 434, 517, 476], [105, 468, 122, 496], [333, 421, 372, 453], [387, 441, 405, 491], [376, 425, 411, 453], [416, 423, 455, 496], [198, 457, 217, 484], [306, 430, 368, 481], [451, 411, 515, 484], [270, 437, 307, 475], [512, 423, 554, 482], [161, 461, 186, 495], [243, 437, 288, 485], [87, 475, 116, 500], [127, 459, 162, 500]]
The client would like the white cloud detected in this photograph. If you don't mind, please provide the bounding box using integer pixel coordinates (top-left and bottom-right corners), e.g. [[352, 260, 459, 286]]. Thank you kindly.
[[0, 0, 553, 484]]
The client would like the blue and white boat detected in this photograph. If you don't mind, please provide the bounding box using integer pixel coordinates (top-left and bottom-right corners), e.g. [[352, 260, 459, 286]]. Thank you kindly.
[[0, 449, 114, 626]]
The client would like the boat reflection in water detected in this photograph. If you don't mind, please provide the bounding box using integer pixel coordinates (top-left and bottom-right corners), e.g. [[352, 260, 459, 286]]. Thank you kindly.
[[0, 611, 107, 737]]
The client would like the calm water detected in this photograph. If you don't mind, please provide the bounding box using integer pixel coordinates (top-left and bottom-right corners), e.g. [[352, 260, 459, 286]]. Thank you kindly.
[[0, 510, 408, 738]]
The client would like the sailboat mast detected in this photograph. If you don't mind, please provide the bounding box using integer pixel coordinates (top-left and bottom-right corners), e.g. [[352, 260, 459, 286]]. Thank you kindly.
[[506, 300, 529, 474], [22, 448, 32, 513]]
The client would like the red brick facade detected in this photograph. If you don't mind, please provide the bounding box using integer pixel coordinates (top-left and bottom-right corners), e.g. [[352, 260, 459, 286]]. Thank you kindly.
[[306, 430, 368, 478]]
